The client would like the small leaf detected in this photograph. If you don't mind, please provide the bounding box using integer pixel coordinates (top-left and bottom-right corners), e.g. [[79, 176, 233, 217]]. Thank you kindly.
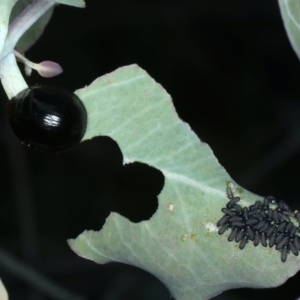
[[10, 0, 85, 51], [68, 65, 300, 300], [36, 60, 63, 77], [278, 0, 300, 59], [10, 0, 54, 51]]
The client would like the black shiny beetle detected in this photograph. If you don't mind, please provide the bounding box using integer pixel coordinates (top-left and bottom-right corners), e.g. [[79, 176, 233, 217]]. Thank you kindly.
[[6, 85, 87, 153]]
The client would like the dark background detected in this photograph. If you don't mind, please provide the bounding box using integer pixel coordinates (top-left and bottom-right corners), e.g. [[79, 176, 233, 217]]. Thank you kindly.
[[1, 0, 300, 299]]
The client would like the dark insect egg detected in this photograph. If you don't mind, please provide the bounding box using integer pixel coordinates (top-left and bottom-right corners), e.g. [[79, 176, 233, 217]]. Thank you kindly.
[[249, 208, 262, 216], [228, 229, 238, 242], [275, 233, 285, 245], [289, 242, 298, 256], [294, 236, 300, 250], [227, 197, 240, 208], [260, 222, 270, 233], [6, 85, 87, 153], [235, 229, 244, 243], [262, 197, 269, 210], [242, 207, 249, 220], [273, 210, 279, 223], [246, 218, 258, 226], [226, 186, 234, 200], [254, 221, 267, 231], [269, 233, 276, 248], [284, 210, 295, 218], [277, 221, 287, 233], [249, 200, 261, 211], [285, 222, 294, 233], [290, 226, 298, 238], [221, 208, 236, 217], [278, 212, 290, 222], [246, 226, 254, 240], [260, 232, 267, 247], [266, 209, 273, 220], [253, 231, 260, 247], [218, 223, 230, 235], [281, 246, 289, 262], [239, 235, 248, 249], [217, 215, 230, 227], [279, 200, 291, 212], [229, 216, 242, 222], [266, 226, 275, 237], [232, 204, 242, 214], [254, 214, 264, 222], [276, 236, 289, 250]]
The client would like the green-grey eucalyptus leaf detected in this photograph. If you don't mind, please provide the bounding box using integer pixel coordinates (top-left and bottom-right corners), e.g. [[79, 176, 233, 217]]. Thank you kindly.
[[10, 0, 54, 51], [68, 65, 300, 300], [278, 0, 300, 59]]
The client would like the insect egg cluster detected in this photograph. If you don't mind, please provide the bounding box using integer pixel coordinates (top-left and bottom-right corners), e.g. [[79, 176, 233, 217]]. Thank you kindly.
[[217, 187, 300, 262]]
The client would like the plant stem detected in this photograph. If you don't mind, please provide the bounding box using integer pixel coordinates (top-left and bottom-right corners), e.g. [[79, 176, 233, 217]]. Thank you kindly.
[[0, 0, 18, 57], [0, 52, 28, 99], [2, 0, 55, 58], [14, 49, 36, 68]]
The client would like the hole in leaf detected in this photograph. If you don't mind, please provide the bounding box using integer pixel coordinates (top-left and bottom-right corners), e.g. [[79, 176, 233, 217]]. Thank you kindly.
[[63, 136, 165, 235], [33, 136, 164, 238], [111, 162, 165, 223]]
